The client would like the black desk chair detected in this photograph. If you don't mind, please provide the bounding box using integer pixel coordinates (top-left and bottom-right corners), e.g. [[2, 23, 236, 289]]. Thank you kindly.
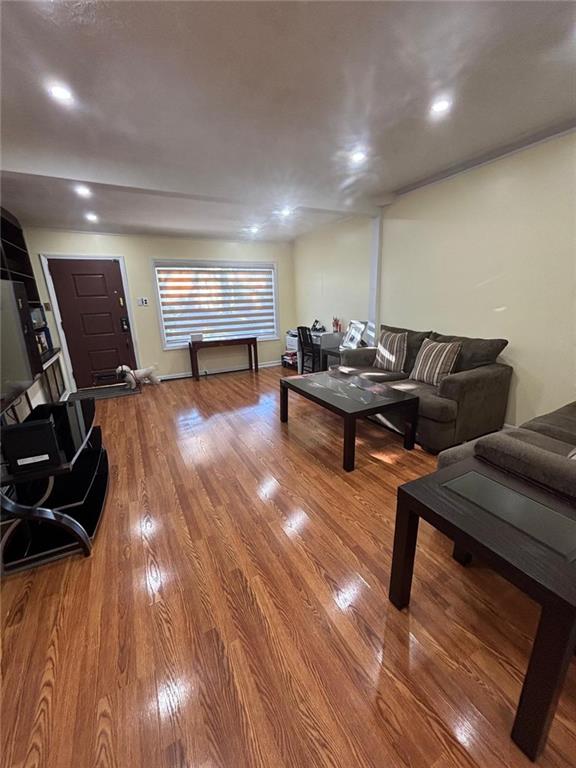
[[297, 326, 321, 373]]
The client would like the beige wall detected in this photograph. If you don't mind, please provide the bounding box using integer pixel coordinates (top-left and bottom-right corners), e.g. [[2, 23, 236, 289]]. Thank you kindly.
[[380, 132, 576, 425], [24, 230, 296, 381], [293, 216, 373, 330]]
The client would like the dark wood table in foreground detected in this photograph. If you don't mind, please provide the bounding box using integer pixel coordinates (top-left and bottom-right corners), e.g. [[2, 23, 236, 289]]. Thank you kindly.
[[280, 370, 419, 471], [188, 336, 258, 381], [388, 457, 576, 761]]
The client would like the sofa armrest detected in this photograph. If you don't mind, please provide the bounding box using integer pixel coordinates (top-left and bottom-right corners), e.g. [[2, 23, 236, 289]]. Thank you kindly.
[[340, 347, 377, 367], [439, 363, 513, 443], [474, 432, 576, 501]]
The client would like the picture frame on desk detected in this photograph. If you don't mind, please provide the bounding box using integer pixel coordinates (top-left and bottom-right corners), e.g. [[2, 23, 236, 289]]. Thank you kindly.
[[341, 320, 366, 349]]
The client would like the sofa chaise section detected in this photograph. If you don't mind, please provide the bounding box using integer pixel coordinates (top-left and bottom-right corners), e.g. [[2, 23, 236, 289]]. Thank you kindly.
[[439, 401, 576, 503]]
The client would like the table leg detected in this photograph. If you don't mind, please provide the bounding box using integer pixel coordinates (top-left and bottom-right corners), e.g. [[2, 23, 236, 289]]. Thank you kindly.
[[388, 490, 420, 609], [343, 415, 356, 471], [190, 345, 200, 381], [247, 343, 253, 371], [511, 602, 576, 760], [280, 382, 288, 422], [253, 341, 259, 372], [453, 544, 473, 566], [321, 351, 328, 371], [403, 402, 418, 450]]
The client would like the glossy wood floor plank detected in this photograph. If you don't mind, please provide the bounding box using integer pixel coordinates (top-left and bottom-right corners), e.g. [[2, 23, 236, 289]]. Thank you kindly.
[[2, 367, 575, 768]]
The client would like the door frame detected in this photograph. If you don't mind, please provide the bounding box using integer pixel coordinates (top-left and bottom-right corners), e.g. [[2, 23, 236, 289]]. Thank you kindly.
[[40, 253, 141, 392]]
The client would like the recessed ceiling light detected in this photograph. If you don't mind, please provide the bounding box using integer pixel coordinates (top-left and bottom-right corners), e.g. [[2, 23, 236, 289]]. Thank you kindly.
[[85, 212, 99, 223], [349, 149, 367, 166], [279, 207, 293, 218], [47, 82, 74, 105], [430, 97, 452, 116], [74, 184, 92, 198], [249, 225, 260, 234]]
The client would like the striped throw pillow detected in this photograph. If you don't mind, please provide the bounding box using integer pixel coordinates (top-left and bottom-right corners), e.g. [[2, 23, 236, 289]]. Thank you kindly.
[[410, 338, 461, 385], [374, 331, 407, 372]]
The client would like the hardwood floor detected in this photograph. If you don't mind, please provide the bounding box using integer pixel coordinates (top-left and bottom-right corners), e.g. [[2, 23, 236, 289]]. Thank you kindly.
[[1, 367, 575, 768]]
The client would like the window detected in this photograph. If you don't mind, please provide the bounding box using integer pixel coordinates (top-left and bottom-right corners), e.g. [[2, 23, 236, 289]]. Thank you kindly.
[[155, 262, 278, 349]]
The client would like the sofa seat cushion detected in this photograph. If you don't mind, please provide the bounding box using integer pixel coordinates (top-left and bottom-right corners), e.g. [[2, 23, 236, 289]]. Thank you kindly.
[[337, 366, 408, 383], [521, 401, 576, 446], [430, 332, 508, 371], [387, 380, 458, 423], [474, 429, 576, 501]]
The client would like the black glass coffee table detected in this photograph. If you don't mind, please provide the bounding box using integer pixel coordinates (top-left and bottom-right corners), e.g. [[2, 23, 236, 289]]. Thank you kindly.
[[279, 370, 419, 471], [388, 456, 576, 761]]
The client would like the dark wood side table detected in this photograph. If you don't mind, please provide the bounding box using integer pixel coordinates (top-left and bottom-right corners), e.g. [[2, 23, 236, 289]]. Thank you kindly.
[[388, 457, 576, 761], [188, 336, 258, 381]]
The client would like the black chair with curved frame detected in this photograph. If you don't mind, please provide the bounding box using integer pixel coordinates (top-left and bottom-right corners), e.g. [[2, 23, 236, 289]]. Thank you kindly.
[[297, 326, 321, 374]]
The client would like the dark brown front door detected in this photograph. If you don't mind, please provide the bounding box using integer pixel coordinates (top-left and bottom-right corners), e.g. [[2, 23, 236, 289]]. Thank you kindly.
[[48, 258, 137, 389]]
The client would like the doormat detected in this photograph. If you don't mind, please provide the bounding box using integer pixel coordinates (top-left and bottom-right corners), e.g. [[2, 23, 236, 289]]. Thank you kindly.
[[69, 384, 141, 401]]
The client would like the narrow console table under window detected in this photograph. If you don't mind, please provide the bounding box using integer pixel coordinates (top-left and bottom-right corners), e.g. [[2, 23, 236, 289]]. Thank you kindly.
[[0, 398, 109, 574], [188, 337, 259, 381]]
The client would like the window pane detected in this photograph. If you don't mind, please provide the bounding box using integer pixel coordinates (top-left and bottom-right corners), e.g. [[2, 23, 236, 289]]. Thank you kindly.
[[155, 264, 278, 348]]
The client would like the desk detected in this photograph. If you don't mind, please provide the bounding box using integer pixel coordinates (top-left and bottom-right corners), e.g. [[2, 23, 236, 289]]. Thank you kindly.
[[320, 346, 342, 370], [188, 337, 258, 381]]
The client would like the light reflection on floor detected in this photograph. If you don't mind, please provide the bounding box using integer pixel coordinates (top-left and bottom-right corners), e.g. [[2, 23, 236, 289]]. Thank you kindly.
[[257, 476, 279, 502], [176, 409, 204, 435], [282, 508, 309, 538], [137, 516, 158, 537], [453, 717, 475, 748], [142, 563, 170, 599], [155, 677, 194, 720], [334, 575, 365, 611]]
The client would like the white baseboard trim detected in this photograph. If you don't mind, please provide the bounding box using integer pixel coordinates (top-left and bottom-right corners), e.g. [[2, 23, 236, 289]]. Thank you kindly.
[[160, 360, 282, 381]]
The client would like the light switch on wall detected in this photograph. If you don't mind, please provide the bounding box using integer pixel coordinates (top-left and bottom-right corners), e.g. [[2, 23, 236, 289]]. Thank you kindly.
[[137, 297, 149, 306]]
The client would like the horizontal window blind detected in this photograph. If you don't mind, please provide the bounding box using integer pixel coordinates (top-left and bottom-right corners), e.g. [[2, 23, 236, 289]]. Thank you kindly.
[[155, 264, 278, 349]]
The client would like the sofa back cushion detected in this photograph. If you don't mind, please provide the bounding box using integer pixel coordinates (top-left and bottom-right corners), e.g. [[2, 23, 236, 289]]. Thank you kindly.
[[374, 330, 407, 372], [429, 332, 508, 371], [381, 324, 431, 373], [410, 338, 462, 386]]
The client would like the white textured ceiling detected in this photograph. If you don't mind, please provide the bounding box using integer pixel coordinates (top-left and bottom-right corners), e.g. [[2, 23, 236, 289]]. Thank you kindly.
[[1, 1, 575, 240]]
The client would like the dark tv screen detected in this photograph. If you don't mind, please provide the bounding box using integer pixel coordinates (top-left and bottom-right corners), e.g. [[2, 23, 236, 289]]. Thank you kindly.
[[1, 281, 34, 411]]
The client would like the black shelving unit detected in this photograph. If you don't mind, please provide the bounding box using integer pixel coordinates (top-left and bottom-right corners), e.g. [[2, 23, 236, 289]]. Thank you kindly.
[[0, 398, 109, 574], [1, 207, 54, 382], [1, 208, 40, 307]]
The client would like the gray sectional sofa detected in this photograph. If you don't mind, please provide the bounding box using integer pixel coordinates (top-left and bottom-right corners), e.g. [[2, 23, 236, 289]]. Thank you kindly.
[[340, 324, 513, 453], [438, 402, 576, 503]]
